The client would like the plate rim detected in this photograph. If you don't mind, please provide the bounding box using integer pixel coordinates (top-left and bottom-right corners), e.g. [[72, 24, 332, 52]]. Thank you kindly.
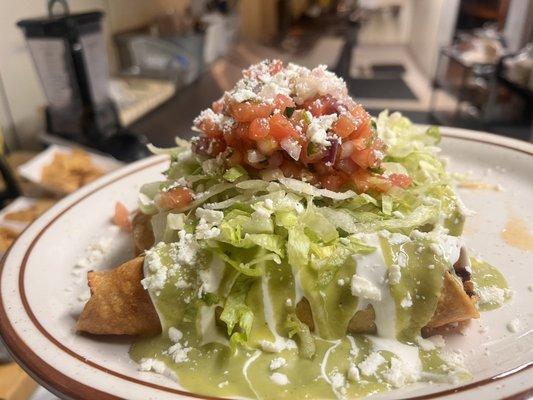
[[1, 128, 532, 400]]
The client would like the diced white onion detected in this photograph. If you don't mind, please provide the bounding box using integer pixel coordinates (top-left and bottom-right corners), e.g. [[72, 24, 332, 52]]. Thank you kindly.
[[246, 149, 267, 164], [280, 138, 302, 161], [340, 140, 355, 159]]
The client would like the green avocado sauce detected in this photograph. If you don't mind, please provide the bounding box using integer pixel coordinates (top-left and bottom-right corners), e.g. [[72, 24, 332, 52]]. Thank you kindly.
[[469, 257, 510, 311], [130, 232, 501, 400]]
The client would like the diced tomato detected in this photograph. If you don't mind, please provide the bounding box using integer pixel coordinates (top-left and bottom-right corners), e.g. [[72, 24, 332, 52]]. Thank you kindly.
[[351, 169, 372, 193], [305, 97, 326, 117], [212, 98, 224, 113], [269, 60, 284, 74], [353, 118, 372, 139], [350, 148, 378, 169], [336, 157, 358, 174], [351, 135, 369, 151], [273, 94, 295, 113], [349, 103, 371, 125], [350, 120, 373, 150], [225, 123, 253, 149], [249, 117, 270, 140], [157, 187, 193, 211], [389, 173, 412, 189], [256, 136, 279, 155], [226, 150, 243, 167], [113, 202, 132, 231], [351, 170, 391, 193], [197, 118, 222, 138], [332, 114, 356, 138], [269, 113, 299, 141], [192, 136, 226, 157], [230, 102, 272, 123], [305, 95, 338, 116], [321, 173, 346, 191]]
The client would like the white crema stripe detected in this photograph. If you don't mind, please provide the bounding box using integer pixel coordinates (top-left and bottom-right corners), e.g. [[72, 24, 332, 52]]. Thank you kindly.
[[353, 234, 397, 338], [260, 272, 296, 352]]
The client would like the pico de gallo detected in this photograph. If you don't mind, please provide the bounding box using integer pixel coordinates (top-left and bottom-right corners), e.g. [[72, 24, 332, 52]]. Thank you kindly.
[[190, 60, 411, 194]]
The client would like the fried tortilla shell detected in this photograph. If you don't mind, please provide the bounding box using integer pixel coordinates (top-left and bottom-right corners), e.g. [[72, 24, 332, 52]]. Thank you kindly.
[[76, 257, 161, 336], [132, 212, 155, 256], [296, 271, 479, 335], [77, 255, 478, 337]]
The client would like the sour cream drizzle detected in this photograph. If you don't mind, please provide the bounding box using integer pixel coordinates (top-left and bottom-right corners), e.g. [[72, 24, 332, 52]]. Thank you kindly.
[[243, 350, 262, 399], [198, 305, 228, 346], [367, 336, 422, 375], [353, 234, 397, 338], [320, 340, 342, 384], [261, 273, 295, 352]]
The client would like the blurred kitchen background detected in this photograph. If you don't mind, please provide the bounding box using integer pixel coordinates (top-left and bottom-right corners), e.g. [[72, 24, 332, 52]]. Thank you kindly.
[[0, 0, 532, 155], [0, 1, 532, 398]]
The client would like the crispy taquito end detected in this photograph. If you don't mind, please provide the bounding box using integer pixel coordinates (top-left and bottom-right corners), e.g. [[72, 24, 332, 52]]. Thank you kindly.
[[132, 212, 155, 256], [425, 271, 479, 328], [76, 257, 161, 336], [296, 271, 479, 336]]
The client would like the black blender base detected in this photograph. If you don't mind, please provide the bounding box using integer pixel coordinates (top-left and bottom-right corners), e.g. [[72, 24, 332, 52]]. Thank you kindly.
[[100, 129, 151, 162], [43, 129, 152, 163]]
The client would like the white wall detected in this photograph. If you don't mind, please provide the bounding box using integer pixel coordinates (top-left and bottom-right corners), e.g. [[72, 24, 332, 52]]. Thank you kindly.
[[408, 0, 460, 78], [504, 0, 533, 52]]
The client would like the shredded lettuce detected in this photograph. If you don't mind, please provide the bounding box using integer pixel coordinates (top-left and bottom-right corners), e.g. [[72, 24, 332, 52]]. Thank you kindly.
[[223, 166, 247, 182], [220, 276, 255, 347], [140, 111, 466, 355]]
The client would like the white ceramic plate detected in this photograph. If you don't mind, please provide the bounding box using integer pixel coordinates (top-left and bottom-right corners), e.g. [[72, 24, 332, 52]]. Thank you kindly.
[[1, 128, 532, 400]]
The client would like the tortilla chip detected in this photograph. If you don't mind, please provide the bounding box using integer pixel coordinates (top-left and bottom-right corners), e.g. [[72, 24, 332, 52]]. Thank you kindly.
[[4, 199, 56, 223], [348, 306, 377, 334], [76, 257, 161, 336], [41, 149, 104, 194], [426, 271, 479, 328], [295, 297, 314, 331], [132, 212, 155, 255], [296, 271, 479, 336], [0, 226, 19, 252]]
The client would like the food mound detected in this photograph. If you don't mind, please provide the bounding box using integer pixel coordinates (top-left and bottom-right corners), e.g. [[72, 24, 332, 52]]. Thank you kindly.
[[77, 60, 510, 400], [191, 60, 409, 194]]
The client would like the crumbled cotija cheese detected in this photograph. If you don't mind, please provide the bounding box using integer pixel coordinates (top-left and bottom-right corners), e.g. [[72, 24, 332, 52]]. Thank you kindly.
[[382, 358, 420, 388], [476, 285, 507, 306], [139, 358, 166, 374], [388, 264, 402, 285], [270, 372, 290, 386], [351, 275, 382, 301], [168, 327, 183, 343], [330, 371, 346, 388], [165, 328, 192, 364], [388, 233, 410, 245], [347, 363, 360, 382], [269, 357, 287, 371], [261, 338, 297, 353], [358, 352, 386, 377], [195, 208, 224, 240], [306, 114, 337, 146], [506, 318, 520, 333], [401, 292, 413, 308]]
